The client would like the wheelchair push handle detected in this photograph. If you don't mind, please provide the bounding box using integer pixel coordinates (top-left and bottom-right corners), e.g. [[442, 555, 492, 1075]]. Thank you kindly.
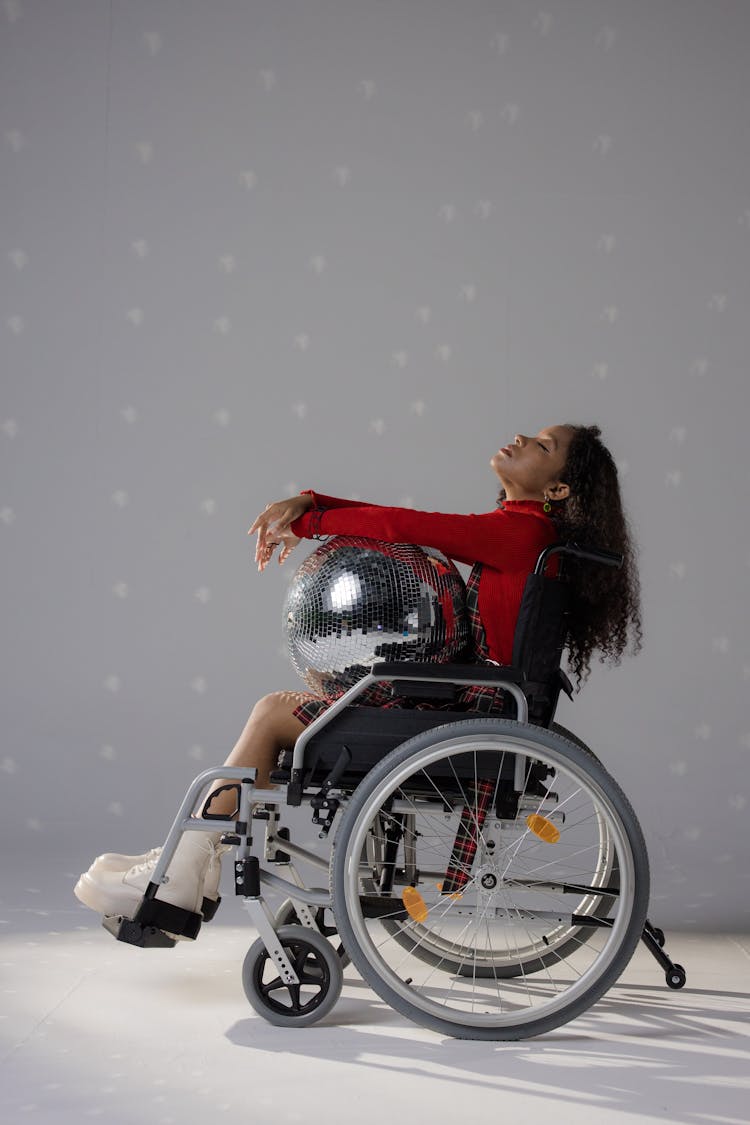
[[535, 541, 624, 574]]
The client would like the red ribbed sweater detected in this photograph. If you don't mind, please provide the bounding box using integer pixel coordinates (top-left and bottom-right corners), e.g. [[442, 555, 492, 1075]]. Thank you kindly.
[[289, 491, 558, 666]]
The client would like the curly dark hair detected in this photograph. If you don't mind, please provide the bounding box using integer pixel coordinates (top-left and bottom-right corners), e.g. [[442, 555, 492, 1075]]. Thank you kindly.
[[496, 423, 643, 691]]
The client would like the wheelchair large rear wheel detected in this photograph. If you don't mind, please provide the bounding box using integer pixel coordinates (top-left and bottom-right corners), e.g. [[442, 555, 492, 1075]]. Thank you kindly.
[[366, 721, 619, 978], [331, 718, 648, 1040]]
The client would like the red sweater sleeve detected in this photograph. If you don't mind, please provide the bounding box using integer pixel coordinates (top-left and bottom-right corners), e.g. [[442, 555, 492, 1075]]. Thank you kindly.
[[290, 502, 556, 570], [299, 488, 381, 510]]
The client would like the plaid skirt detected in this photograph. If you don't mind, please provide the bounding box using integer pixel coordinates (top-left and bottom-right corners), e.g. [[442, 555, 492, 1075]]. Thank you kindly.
[[291, 679, 508, 729]]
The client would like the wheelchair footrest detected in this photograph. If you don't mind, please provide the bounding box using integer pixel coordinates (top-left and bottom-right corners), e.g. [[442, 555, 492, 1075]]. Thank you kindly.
[[101, 891, 205, 944], [102, 914, 178, 948]]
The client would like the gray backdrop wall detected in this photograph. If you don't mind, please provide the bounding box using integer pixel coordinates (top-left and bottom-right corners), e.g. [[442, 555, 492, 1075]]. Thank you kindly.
[[2, 0, 749, 931]]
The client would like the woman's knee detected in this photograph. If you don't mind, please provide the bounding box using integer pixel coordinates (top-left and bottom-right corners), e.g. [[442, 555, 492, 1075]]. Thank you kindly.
[[251, 690, 316, 725]]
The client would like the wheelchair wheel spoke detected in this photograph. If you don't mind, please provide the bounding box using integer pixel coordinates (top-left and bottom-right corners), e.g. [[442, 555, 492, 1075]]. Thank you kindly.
[[260, 975, 287, 999]]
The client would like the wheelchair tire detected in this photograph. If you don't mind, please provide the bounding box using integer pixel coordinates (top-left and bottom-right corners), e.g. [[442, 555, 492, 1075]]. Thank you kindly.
[[549, 721, 601, 761], [242, 925, 343, 1027], [273, 898, 350, 968], [365, 722, 619, 979], [331, 717, 649, 1040]]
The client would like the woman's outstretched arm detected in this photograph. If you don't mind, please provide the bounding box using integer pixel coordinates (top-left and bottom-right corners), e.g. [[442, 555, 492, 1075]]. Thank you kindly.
[[289, 502, 555, 570]]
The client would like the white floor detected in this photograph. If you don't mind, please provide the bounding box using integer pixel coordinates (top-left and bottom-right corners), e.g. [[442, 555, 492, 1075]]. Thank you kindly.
[[2, 900, 749, 1125]]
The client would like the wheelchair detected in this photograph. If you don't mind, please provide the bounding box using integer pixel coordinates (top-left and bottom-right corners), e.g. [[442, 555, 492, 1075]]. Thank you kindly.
[[102, 539, 686, 1040]]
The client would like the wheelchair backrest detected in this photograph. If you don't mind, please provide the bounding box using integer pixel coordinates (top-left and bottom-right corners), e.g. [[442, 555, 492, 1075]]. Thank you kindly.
[[511, 540, 624, 726], [512, 570, 570, 685], [511, 570, 570, 726]]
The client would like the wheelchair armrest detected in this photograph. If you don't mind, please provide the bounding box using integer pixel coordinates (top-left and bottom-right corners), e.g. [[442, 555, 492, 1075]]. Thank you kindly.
[[371, 661, 525, 686], [391, 680, 459, 701]]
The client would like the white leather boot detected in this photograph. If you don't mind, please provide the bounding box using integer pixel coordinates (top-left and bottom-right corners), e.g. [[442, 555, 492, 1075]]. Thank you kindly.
[[86, 840, 231, 910], [74, 829, 223, 931], [202, 841, 232, 903], [89, 846, 163, 872], [86, 804, 258, 903]]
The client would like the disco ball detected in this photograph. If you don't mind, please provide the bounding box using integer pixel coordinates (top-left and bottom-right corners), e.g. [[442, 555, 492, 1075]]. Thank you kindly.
[[283, 535, 470, 698]]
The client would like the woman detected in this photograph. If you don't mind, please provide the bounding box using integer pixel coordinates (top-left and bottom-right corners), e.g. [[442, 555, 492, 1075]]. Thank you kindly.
[[74, 422, 642, 932]]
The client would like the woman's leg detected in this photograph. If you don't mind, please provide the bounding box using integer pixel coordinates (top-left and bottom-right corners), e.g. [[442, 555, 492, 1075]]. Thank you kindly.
[[197, 690, 321, 818], [74, 690, 324, 924]]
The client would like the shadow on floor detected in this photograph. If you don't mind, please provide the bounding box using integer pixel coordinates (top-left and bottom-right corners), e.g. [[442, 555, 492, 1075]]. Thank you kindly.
[[225, 980, 750, 1124]]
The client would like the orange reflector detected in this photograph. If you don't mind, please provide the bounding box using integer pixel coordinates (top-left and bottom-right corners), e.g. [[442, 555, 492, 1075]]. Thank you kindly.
[[526, 813, 560, 844], [436, 882, 463, 900], [402, 886, 428, 923]]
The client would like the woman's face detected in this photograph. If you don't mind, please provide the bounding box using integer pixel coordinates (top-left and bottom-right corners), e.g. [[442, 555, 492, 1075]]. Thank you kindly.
[[490, 424, 575, 502]]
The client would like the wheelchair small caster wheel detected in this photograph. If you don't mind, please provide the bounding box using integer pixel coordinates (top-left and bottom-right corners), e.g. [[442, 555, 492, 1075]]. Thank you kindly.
[[242, 925, 343, 1027], [652, 927, 665, 948], [666, 964, 686, 990]]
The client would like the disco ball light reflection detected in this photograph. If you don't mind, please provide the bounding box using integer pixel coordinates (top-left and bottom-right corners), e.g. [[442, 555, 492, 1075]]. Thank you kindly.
[[282, 536, 470, 698]]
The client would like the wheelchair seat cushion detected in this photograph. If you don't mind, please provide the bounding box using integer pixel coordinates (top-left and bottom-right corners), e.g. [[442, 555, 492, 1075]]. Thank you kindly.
[[287, 703, 518, 791], [291, 679, 510, 732]]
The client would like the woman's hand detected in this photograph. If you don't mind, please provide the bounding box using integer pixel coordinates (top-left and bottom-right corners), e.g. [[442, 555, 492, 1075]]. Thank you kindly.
[[248, 494, 313, 572]]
